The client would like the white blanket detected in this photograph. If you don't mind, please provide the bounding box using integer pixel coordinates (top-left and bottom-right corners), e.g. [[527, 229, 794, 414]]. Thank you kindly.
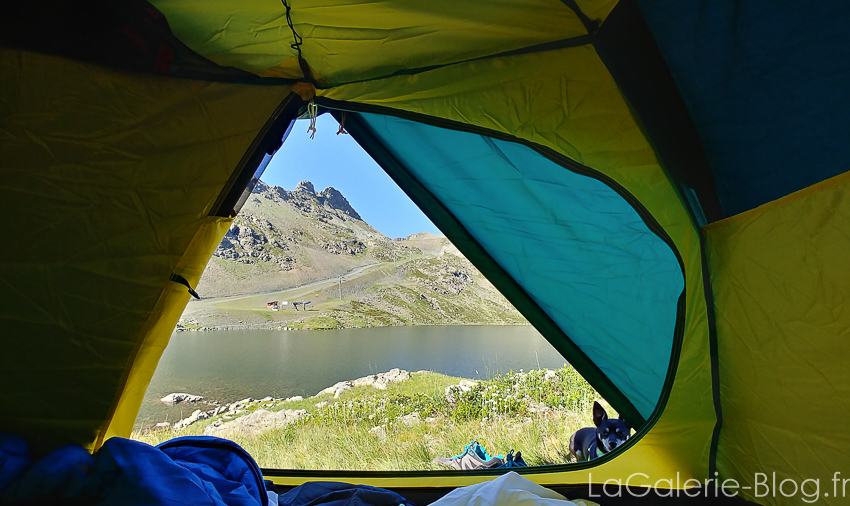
[[430, 472, 599, 506]]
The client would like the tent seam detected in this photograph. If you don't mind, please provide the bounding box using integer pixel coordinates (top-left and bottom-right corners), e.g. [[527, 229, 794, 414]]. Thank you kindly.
[[93, 253, 188, 450]]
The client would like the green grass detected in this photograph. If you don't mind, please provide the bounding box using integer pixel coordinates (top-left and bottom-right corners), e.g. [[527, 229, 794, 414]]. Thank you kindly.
[[302, 315, 344, 329], [133, 367, 607, 471]]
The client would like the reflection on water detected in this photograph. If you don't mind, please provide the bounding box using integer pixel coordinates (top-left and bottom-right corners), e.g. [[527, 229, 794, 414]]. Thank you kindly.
[[136, 325, 566, 427]]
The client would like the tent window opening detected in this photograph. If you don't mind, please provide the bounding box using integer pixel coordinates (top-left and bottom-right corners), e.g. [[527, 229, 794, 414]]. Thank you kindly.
[[131, 112, 657, 472]]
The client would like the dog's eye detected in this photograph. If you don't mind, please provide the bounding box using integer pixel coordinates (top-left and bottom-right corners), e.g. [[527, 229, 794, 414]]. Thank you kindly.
[[601, 430, 608, 436]]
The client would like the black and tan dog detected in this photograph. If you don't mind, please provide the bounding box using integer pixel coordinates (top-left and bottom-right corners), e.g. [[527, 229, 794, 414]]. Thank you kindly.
[[568, 401, 631, 461]]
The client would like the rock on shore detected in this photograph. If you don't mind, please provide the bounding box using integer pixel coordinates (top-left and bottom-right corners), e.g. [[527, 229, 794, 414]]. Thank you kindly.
[[173, 409, 210, 430], [319, 368, 410, 398], [164, 369, 412, 435], [161, 393, 204, 404], [204, 409, 307, 438], [444, 379, 478, 403]]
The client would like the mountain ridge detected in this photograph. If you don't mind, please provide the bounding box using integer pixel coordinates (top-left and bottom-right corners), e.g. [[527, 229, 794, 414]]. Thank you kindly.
[[198, 179, 393, 298], [186, 180, 527, 330]]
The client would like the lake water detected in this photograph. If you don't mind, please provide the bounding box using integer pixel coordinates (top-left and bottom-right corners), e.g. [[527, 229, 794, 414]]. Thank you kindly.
[[135, 325, 567, 428]]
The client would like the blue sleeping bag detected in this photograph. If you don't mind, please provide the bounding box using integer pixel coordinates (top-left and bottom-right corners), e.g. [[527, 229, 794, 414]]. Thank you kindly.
[[1, 433, 417, 506], [278, 481, 415, 506], [0, 434, 268, 505]]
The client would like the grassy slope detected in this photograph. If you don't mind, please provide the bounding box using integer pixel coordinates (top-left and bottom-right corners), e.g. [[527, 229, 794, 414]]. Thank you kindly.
[[187, 183, 527, 330], [134, 368, 612, 471], [196, 191, 381, 298], [184, 254, 526, 330]]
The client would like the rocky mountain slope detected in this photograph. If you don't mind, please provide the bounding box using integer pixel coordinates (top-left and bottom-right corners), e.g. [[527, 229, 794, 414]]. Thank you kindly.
[[187, 180, 526, 329], [197, 180, 397, 297]]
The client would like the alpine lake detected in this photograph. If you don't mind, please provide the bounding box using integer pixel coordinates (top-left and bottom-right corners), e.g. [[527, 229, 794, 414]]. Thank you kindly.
[[135, 325, 568, 428]]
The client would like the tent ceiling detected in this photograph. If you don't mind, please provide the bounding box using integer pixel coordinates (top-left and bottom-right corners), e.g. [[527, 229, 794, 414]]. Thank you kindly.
[[150, 0, 588, 83]]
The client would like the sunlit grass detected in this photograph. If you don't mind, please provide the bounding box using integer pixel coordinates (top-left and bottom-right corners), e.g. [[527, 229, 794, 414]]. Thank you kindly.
[[133, 367, 608, 471]]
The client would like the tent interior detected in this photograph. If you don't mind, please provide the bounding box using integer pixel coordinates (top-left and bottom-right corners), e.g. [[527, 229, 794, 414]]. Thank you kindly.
[[2, 1, 849, 505]]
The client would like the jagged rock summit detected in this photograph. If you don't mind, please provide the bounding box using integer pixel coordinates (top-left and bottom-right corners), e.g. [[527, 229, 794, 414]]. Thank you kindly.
[[293, 180, 314, 193], [191, 178, 527, 327], [259, 180, 362, 221], [198, 180, 388, 297]]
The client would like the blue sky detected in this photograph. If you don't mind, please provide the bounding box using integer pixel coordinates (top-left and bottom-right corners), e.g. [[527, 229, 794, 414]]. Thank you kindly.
[[261, 114, 440, 239]]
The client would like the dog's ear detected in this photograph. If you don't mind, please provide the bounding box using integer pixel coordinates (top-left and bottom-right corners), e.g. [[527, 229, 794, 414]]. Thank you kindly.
[[619, 415, 631, 432], [592, 401, 608, 427]]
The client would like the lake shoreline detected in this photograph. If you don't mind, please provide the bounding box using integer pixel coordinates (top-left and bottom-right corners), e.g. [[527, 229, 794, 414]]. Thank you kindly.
[[133, 366, 601, 471], [175, 320, 532, 333], [147, 368, 418, 432], [135, 325, 567, 430]]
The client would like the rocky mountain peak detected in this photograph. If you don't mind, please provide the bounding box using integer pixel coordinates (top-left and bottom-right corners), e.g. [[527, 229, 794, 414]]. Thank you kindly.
[[317, 186, 362, 221], [252, 179, 363, 221], [294, 180, 315, 194]]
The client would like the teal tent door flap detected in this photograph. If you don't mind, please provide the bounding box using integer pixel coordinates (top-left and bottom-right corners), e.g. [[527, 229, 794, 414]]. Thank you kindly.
[[336, 110, 684, 421]]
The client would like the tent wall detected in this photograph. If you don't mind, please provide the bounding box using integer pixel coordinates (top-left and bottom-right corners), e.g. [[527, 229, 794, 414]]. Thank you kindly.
[[102, 218, 233, 444], [148, 0, 722, 487], [9, 2, 849, 506], [637, 1, 850, 218], [354, 112, 683, 422], [0, 49, 291, 453], [276, 41, 718, 489], [705, 171, 850, 506]]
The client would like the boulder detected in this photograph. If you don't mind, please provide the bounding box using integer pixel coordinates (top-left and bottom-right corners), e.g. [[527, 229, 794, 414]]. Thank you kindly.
[[320, 381, 352, 398], [369, 425, 387, 443], [445, 379, 478, 403], [527, 400, 552, 414], [204, 409, 307, 438], [173, 409, 210, 430], [160, 393, 203, 405], [351, 369, 410, 390], [229, 398, 254, 410]]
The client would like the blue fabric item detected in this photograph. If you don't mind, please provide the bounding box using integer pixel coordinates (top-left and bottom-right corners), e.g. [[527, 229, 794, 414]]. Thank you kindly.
[[278, 481, 415, 506], [360, 113, 683, 419], [0, 435, 269, 506], [0, 433, 31, 494], [451, 441, 502, 461], [638, 1, 850, 216], [158, 436, 267, 506], [87, 437, 235, 505], [1, 443, 94, 502], [497, 450, 527, 468]]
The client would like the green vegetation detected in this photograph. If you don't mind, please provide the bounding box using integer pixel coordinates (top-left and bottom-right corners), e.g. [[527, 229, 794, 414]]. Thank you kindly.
[[133, 367, 605, 471], [186, 181, 527, 331]]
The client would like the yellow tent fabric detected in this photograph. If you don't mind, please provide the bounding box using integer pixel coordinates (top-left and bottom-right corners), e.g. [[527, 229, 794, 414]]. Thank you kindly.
[[706, 171, 850, 506], [151, 0, 588, 81], [2, 1, 849, 505], [315, 43, 715, 489], [0, 49, 292, 453], [0, 0, 714, 488]]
